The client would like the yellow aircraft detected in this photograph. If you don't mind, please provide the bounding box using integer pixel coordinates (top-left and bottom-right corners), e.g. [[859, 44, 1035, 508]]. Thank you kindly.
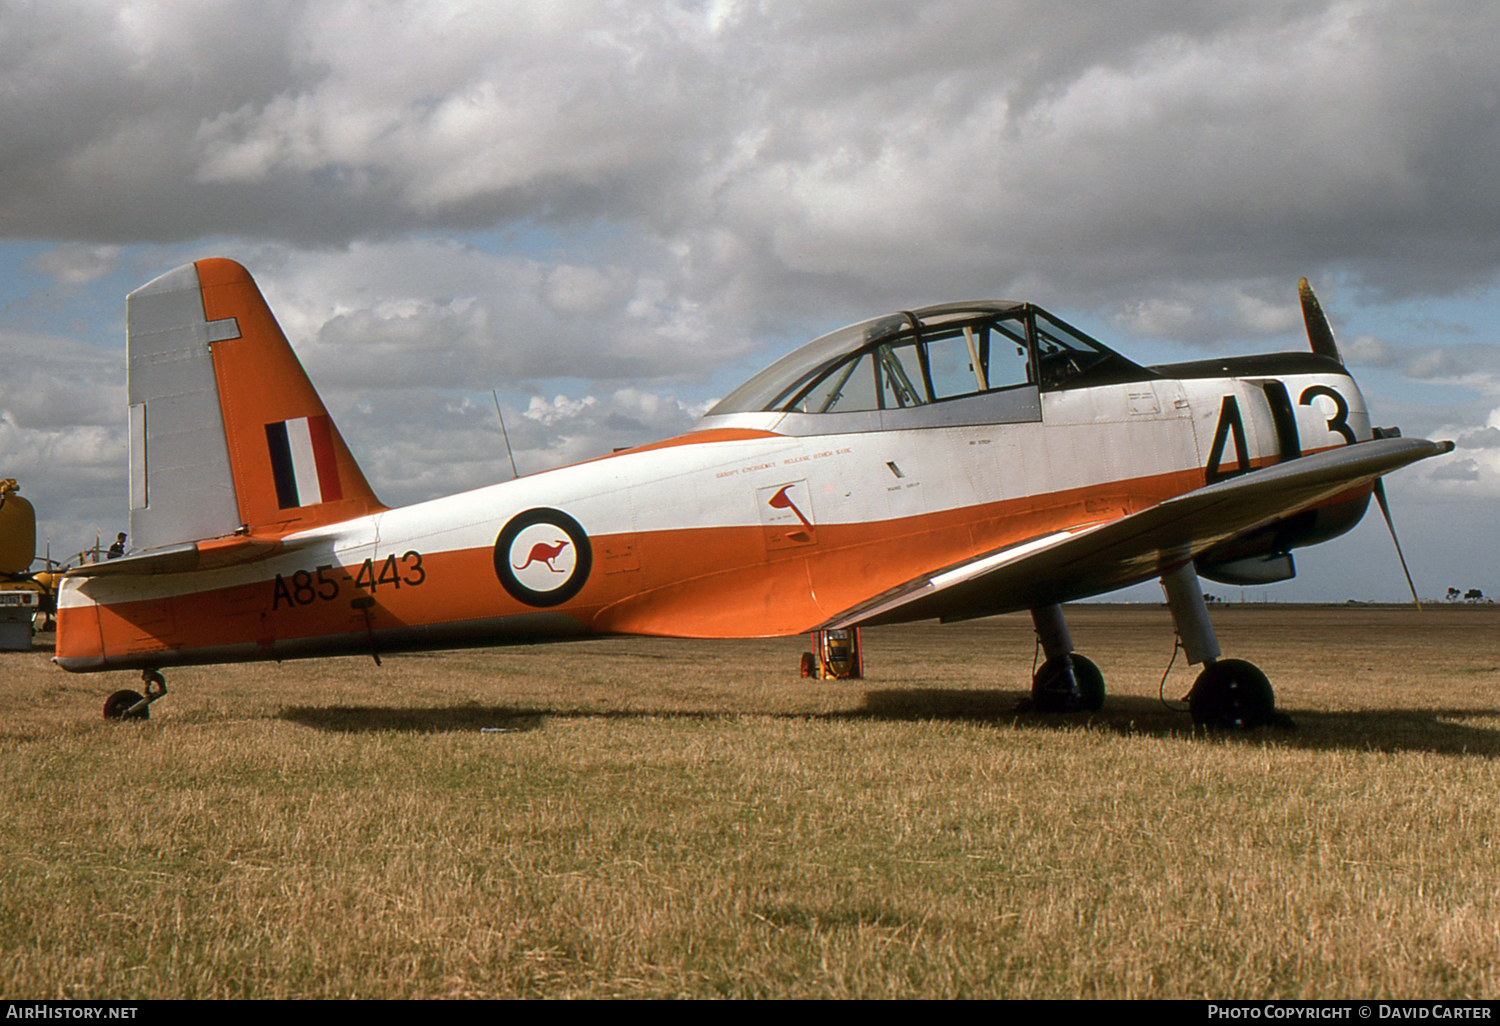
[[0, 480, 57, 651]]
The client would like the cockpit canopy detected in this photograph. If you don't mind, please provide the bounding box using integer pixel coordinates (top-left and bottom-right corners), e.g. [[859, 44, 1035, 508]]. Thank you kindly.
[[709, 301, 1148, 417]]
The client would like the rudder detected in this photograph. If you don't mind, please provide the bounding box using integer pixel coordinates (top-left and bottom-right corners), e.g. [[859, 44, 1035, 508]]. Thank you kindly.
[[127, 258, 382, 551]]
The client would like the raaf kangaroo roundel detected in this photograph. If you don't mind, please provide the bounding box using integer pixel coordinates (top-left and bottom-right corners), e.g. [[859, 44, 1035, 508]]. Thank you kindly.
[[493, 509, 592, 607]]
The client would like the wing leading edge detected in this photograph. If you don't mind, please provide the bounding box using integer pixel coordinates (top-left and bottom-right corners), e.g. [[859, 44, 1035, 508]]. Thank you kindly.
[[824, 436, 1454, 629]]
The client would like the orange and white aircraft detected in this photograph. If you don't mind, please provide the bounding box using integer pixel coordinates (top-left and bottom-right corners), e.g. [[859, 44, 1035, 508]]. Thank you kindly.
[[57, 258, 1452, 727]]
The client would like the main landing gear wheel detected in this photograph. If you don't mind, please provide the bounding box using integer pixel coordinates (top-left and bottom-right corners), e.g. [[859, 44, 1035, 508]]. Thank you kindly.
[[1187, 659, 1276, 730], [103, 669, 167, 721], [1031, 653, 1105, 713]]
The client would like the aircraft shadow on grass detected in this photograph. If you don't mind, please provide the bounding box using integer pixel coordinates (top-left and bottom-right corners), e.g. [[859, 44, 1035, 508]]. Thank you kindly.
[[857, 690, 1500, 757], [279, 705, 546, 735], [278, 692, 1500, 757]]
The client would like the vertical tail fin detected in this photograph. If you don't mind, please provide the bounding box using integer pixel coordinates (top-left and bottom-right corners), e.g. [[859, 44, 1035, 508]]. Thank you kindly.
[[128, 258, 382, 551]]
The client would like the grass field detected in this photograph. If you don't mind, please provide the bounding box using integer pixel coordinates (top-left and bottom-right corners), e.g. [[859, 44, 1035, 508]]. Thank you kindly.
[[2, 604, 1498, 999]]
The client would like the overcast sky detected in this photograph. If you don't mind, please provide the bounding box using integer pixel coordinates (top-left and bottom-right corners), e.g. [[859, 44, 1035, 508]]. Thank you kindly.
[[2, 0, 1496, 602]]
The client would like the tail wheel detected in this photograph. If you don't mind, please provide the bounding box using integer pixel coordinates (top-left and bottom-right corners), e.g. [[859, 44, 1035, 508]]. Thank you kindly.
[[103, 690, 148, 721], [1188, 659, 1275, 729], [103, 670, 166, 722]]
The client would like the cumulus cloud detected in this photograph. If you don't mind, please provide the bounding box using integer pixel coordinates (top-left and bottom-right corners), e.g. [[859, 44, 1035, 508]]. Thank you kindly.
[[219, 239, 757, 390], [3, 0, 1499, 592], [1345, 337, 1500, 396], [4, 0, 1500, 334], [0, 332, 122, 429], [516, 388, 711, 462], [1458, 426, 1500, 450], [327, 384, 712, 507], [1429, 458, 1481, 482], [1111, 280, 1306, 344], [1404, 403, 1500, 500], [32, 245, 122, 284], [0, 330, 129, 556], [1337, 335, 1500, 501]]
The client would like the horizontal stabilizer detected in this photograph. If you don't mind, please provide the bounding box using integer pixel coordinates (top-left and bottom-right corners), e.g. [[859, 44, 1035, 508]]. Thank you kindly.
[[63, 533, 311, 578], [825, 436, 1453, 628]]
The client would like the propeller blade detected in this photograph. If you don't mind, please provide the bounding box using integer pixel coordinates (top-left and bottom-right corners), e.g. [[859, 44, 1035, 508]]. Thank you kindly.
[[1298, 277, 1344, 365], [1373, 477, 1421, 609]]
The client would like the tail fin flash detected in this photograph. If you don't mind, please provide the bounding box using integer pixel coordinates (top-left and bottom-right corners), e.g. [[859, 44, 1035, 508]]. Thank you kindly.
[[128, 258, 381, 550]]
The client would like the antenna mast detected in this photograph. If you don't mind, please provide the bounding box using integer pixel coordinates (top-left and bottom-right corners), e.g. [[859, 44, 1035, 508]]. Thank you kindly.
[[492, 390, 520, 479]]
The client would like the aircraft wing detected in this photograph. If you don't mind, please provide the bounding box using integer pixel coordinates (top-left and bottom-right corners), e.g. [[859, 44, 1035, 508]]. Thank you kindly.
[[823, 436, 1454, 628]]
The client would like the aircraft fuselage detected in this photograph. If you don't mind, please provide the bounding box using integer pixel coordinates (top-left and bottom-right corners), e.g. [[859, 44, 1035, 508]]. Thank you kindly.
[[55, 360, 1368, 672]]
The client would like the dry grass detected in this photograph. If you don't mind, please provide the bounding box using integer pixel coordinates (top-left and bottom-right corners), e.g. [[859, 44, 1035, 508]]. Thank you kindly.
[[2, 605, 1498, 998]]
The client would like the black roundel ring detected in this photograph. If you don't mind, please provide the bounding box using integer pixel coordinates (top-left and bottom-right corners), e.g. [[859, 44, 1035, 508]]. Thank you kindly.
[[493, 508, 593, 607]]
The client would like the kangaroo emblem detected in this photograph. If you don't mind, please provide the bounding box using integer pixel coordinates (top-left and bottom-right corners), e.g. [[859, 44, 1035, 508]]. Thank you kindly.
[[767, 485, 814, 529], [513, 539, 571, 573]]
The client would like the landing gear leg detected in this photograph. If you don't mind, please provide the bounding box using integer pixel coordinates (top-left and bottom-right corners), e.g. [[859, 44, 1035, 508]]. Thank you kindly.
[[103, 669, 167, 721], [1029, 604, 1105, 712], [1161, 563, 1280, 729]]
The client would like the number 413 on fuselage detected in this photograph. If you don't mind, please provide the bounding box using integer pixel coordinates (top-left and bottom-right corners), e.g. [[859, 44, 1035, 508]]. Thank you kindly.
[[55, 260, 1452, 728]]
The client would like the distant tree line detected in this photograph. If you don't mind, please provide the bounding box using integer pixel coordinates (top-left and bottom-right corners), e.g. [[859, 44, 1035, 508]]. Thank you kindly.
[[1445, 587, 1490, 603]]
